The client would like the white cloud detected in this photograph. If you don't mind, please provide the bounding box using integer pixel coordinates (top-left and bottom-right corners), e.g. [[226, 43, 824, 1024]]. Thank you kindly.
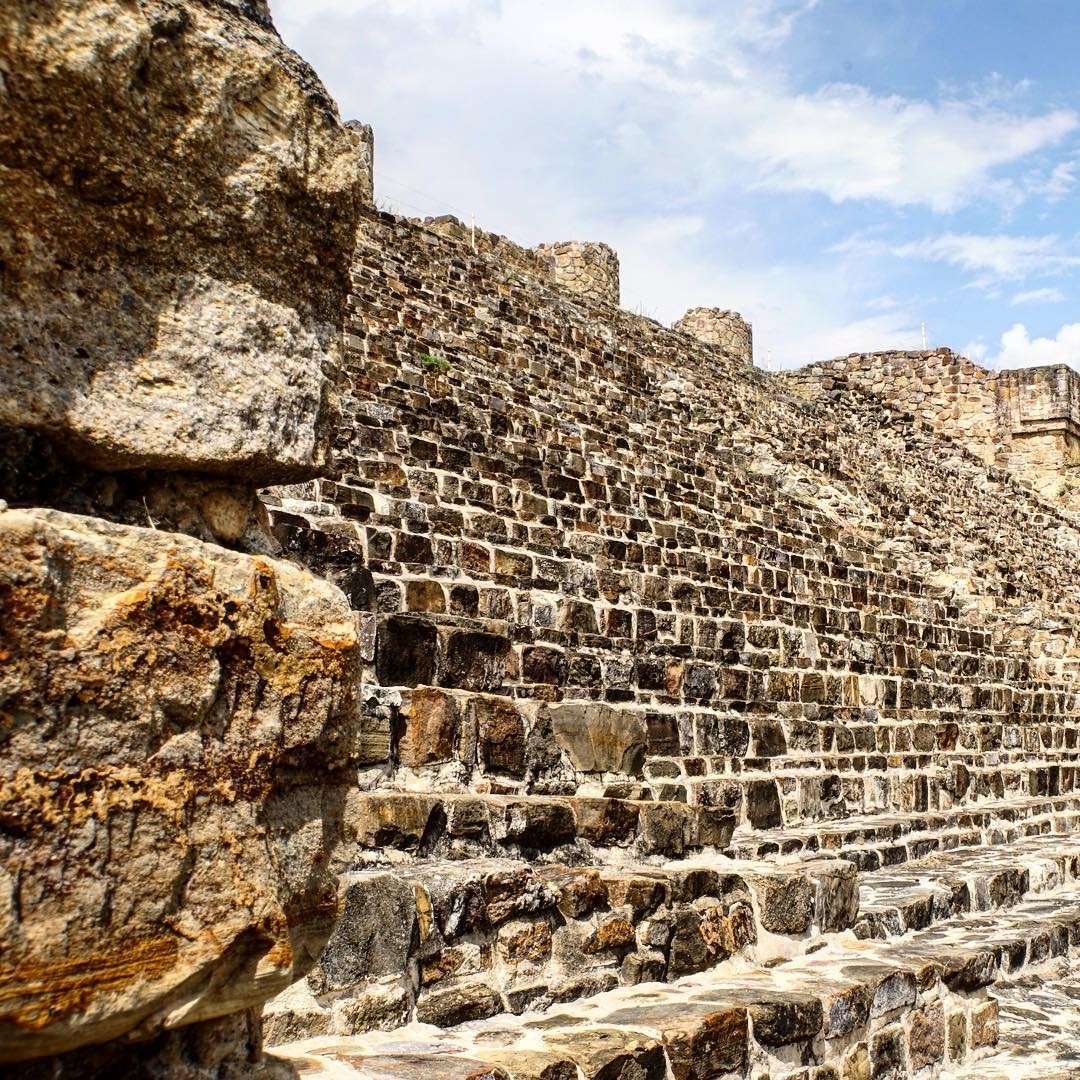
[[1012, 287, 1066, 305], [839, 232, 1080, 289], [975, 322, 1080, 369], [738, 89, 1075, 211], [271, 0, 1077, 216], [1027, 160, 1078, 200], [267, 0, 1080, 370]]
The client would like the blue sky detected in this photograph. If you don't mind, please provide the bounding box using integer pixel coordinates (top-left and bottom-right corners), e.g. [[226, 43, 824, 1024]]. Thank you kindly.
[[273, 0, 1080, 369]]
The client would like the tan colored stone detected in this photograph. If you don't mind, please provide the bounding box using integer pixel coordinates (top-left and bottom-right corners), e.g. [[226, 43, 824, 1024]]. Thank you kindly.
[[583, 918, 637, 954], [969, 998, 999, 1048], [0, 507, 359, 1063], [0, 0, 368, 485], [497, 920, 553, 964], [548, 703, 647, 775], [396, 687, 461, 767], [907, 1004, 944, 1070]]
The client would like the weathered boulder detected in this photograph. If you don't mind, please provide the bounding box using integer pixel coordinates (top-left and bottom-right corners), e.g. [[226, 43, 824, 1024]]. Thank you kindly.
[[0, 0, 369, 483], [0, 507, 361, 1063]]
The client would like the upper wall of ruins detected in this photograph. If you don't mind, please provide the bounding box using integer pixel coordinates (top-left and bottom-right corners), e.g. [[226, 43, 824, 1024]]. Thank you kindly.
[[781, 350, 1080, 511]]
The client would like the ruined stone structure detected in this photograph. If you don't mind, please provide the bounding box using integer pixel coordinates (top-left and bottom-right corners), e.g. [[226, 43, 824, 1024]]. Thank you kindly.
[[782, 350, 1080, 511], [0, 1, 368, 1074], [673, 308, 754, 365], [535, 241, 622, 308], [7, 3, 1080, 1080]]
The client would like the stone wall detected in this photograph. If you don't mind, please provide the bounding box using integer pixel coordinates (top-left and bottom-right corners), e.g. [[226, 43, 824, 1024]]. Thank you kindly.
[[9, 4, 1080, 1075], [345, 120, 375, 206], [534, 240, 621, 307], [996, 364, 1080, 504], [781, 349, 1080, 508], [673, 307, 753, 364], [255, 203, 1080, 1061], [0, 1, 365, 1073]]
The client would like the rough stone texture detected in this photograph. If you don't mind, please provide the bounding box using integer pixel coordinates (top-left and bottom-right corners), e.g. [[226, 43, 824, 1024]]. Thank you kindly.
[[548, 703, 648, 776], [534, 241, 620, 307], [275, 204, 1080, 833], [782, 349, 1080, 511], [0, 507, 360, 1063], [1, 1008, 297, 1080], [673, 307, 753, 364], [261, 196, 1080, 1076], [10, 5, 1080, 1073], [0, 0, 369, 484]]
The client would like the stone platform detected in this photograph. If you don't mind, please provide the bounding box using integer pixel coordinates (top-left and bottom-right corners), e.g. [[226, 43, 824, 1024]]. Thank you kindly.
[[262, 821, 1080, 1077]]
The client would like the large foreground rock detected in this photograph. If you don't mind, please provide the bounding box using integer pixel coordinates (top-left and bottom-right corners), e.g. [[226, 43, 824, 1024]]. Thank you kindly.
[[0, 0, 369, 483], [0, 507, 361, 1063]]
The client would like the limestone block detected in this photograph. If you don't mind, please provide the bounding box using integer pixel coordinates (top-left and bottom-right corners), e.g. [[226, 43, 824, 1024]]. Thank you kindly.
[[673, 308, 753, 364], [395, 686, 461, 767], [534, 241, 620, 308], [0, 507, 360, 1063], [0, 0, 369, 482], [306, 872, 417, 995], [548, 703, 648, 776]]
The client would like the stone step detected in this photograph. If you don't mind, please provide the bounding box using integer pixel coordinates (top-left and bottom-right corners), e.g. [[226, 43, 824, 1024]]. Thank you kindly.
[[344, 790, 737, 862], [343, 789, 1080, 875], [648, 752, 1080, 826], [727, 792, 1080, 869], [269, 874, 1080, 1077], [363, 683, 1080, 829], [947, 953, 1080, 1079], [263, 854, 859, 1043], [646, 748, 1080, 780], [856, 833, 1080, 938]]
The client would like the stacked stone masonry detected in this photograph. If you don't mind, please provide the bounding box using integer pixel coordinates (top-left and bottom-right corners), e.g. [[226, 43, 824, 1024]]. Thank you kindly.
[[535, 240, 621, 308], [673, 307, 753, 365], [7, 2, 1080, 1077], [256, 202, 1080, 1078], [781, 350, 1080, 512]]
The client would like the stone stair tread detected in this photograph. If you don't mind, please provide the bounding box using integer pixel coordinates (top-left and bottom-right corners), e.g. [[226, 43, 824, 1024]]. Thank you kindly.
[[859, 832, 1080, 906], [947, 956, 1080, 1079], [272, 868, 1066, 1077], [732, 792, 1080, 848]]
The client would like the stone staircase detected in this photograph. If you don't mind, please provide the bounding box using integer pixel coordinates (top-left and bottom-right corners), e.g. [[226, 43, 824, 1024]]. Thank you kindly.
[[264, 846, 1080, 1078], [253, 206, 1080, 1078], [263, 746, 1080, 1077], [259, 495, 1080, 1077]]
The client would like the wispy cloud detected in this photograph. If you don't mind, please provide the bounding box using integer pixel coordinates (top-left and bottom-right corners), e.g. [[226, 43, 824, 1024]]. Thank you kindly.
[[273, 0, 1077, 215], [1011, 287, 1066, 305], [270, 0, 1080, 367], [838, 232, 1080, 289]]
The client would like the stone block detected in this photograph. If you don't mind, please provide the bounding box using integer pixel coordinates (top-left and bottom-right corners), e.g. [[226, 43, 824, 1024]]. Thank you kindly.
[[745, 779, 783, 829], [377, 614, 438, 686], [439, 630, 510, 691], [0, 0, 366, 485], [548, 703, 647, 775], [308, 872, 417, 995], [0, 507, 359, 1062], [969, 998, 999, 1047], [539, 866, 607, 918], [474, 695, 528, 777], [906, 1004, 944, 1071], [414, 981, 503, 1027], [541, 1027, 666, 1080], [751, 871, 815, 935], [604, 1003, 749, 1080], [395, 687, 461, 767]]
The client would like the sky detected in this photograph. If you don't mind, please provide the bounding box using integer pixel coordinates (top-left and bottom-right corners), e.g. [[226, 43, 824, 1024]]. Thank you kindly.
[[272, 0, 1080, 370]]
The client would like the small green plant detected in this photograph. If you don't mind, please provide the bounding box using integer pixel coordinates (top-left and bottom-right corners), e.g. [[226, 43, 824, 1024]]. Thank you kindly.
[[419, 352, 451, 374], [691, 407, 706, 420]]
